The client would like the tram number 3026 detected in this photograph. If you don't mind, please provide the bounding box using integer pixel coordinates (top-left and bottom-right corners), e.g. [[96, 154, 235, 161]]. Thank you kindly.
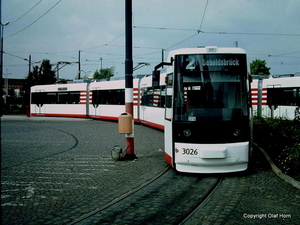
[[182, 148, 198, 155]]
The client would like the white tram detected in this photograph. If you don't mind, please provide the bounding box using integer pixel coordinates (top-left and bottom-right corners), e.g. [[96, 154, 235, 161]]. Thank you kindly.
[[159, 47, 252, 173], [30, 77, 167, 129], [31, 83, 88, 118], [251, 74, 300, 120], [30, 46, 253, 173]]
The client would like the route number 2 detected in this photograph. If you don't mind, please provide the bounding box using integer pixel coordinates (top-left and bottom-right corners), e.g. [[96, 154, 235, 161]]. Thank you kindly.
[[185, 56, 196, 70]]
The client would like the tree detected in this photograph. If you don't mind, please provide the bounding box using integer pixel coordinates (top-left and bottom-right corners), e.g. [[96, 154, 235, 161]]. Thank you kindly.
[[23, 59, 56, 105], [24, 66, 39, 87], [24, 59, 56, 87], [38, 59, 56, 84], [250, 59, 271, 75], [93, 67, 114, 80]]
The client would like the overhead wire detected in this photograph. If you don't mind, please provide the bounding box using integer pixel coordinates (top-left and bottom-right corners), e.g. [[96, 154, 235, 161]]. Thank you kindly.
[[81, 33, 125, 51], [3, 52, 41, 65], [204, 31, 300, 36], [133, 26, 196, 32], [4, 52, 27, 60], [8, 0, 43, 26], [134, 26, 300, 37], [198, 0, 209, 32], [6, 0, 62, 38], [6, 0, 299, 76], [164, 0, 209, 50], [166, 33, 200, 50]]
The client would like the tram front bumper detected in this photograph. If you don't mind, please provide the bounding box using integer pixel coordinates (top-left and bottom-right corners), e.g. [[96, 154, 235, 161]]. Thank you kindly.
[[174, 142, 249, 173]]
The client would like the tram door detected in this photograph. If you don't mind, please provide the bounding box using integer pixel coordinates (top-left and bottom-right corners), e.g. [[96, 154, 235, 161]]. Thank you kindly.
[[91, 89, 101, 118], [31, 90, 46, 115], [267, 84, 281, 118], [33, 103, 46, 115], [164, 73, 174, 166]]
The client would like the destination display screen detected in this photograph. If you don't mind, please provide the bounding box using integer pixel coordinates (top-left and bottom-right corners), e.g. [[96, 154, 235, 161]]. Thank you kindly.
[[177, 54, 247, 74], [174, 53, 249, 122]]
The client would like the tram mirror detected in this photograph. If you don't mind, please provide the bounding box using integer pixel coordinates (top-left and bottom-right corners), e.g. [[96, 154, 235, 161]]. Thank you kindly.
[[165, 76, 169, 84], [249, 75, 253, 83], [152, 70, 160, 88]]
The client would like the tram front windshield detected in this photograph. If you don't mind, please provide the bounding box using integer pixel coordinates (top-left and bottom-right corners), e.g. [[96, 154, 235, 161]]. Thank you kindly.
[[174, 54, 248, 122]]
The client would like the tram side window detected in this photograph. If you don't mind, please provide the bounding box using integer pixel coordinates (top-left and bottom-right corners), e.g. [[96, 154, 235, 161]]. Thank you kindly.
[[166, 95, 172, 108], [92, 90, 101, 105], [57, 92, 80, 104], [93, 89, 125, 105], [282, 88, 299, 106], [159, 87, 166, 108], [142, 88, 153, 106], [45, 93, 57, 104], [165, 73, 173, 109], [141, 87, 165, 107], [268, 87, 300, 106], [114, 89, 125, 105], [32, 92, 80, 104], [58, 93, 68, 104], [69, 92, 80, 104], [32, 92, 46, 104]]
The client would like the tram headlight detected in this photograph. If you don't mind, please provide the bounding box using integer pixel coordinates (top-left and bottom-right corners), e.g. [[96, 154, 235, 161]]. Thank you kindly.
[[233, 129, 241, 137], [183, 129, 192, 137]]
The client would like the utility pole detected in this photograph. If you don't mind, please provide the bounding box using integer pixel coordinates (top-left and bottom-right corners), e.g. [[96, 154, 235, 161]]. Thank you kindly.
[[28, 55, 31, 75], [123, 0, 136, 160], [100, 57, 102, 71], [78, 50, 81, 79], [162, 49, 164, 68], [56, 62, 60, 80]]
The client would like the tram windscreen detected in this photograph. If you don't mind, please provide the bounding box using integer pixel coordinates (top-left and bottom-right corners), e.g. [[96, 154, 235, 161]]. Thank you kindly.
[[174, 54, 248, 122]]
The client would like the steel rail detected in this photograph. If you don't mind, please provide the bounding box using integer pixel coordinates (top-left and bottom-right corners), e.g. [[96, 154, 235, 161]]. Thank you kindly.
[[68, 165, 171, 225]]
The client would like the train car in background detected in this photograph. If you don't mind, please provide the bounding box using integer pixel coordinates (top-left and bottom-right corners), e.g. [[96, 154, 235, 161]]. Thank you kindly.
[[251, 74, 300, 120], [139, 73, 166, 130], [30, 83, 88, 118], [30, 75, 167, 129], [89, 79, 136, 121]]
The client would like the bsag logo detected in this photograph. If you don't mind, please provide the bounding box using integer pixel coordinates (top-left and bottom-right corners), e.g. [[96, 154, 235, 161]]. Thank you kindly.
[[202, 59, 240, 66]]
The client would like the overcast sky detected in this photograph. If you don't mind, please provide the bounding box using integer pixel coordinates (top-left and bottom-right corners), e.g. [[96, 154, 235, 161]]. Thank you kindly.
[[2, 0, 300, 80]]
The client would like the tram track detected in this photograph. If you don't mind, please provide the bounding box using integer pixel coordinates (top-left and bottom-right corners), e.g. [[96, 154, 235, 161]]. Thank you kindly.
[[179, 177, 224, 224], [68, 165, 172, 225], [68, 167, 223, 225]]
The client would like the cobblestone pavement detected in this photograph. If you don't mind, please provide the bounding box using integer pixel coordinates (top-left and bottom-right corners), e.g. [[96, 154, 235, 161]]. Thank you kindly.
[[1, 116, 166, 224], [1, 115, 300, 225], [183, 146, 300, 225]]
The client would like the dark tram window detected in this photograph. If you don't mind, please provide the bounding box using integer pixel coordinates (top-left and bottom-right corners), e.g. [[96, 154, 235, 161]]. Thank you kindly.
[[141, 87, 166, 108], [268, 87, 300, 106], [31, 91, 80, 104], [46, 93, 57, 104], [92, 89, 125, 105], [69, 92, 80, 104]]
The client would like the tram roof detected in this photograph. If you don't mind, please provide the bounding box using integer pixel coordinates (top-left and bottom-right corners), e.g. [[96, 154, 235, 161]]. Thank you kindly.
[[168, 47, 246, 58]]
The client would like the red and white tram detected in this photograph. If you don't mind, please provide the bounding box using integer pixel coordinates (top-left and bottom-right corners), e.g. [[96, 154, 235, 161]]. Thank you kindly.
[[251, 74, 300, 120], [31, 83, 88, 118], [30, 74, 167, 130], [159, 47, 252, 173]]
